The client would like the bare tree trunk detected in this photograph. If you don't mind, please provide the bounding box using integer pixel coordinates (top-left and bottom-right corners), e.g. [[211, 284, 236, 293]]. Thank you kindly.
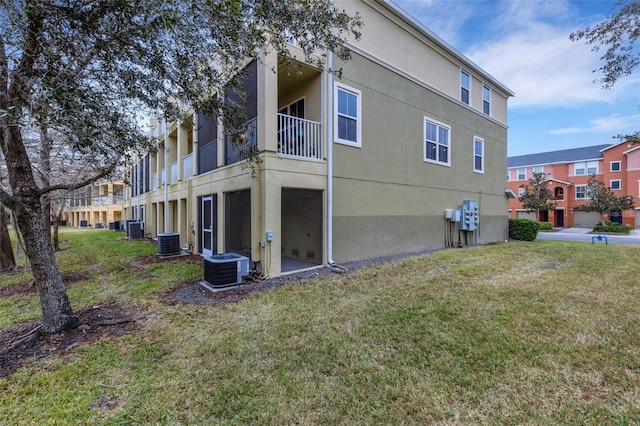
[[14, 199, 76, 332], [2, 124, 76, 333], [40, 126, 52, 243], [0, 204, 16, 270]]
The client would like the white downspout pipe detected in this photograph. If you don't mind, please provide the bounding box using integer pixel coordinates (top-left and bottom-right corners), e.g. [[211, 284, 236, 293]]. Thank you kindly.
[[163, 117, 169, 232], [327, 51, 335, 266]]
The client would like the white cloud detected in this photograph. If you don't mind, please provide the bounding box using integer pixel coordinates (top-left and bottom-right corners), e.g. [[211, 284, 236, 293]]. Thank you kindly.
[[549, 113, 640, 135], [396, 0, 637, 109]]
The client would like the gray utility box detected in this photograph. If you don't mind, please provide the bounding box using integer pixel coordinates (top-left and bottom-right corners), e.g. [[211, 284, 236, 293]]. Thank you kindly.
[[204, 253, 250, 288]]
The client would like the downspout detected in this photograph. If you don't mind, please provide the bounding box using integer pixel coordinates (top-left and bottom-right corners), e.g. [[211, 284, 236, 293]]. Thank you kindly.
[[327, 51, 335, 266], [163, 117, 169, 232], [326, 51, 347, 274]]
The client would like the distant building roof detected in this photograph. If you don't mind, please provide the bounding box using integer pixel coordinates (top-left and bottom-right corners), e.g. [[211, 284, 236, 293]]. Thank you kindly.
[[507, 144, 612, 168]]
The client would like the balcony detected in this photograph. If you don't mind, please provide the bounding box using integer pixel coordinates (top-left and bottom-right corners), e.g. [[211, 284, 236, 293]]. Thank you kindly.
[[170, 162, 178, 184], [183, 153, 193, 180], [277, 114, 322, 160]]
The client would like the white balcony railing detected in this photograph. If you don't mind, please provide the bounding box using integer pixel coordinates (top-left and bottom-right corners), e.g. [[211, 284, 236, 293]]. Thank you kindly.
[[152, 172, 158, 190], [183, 153, 193, 180], [277, 114, 322, 160], [170, 161, 178, 184], [160, 168, 166, 186]]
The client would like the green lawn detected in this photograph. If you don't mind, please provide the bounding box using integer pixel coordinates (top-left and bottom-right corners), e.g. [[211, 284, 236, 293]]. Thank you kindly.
[[1, 229, 640, 424]]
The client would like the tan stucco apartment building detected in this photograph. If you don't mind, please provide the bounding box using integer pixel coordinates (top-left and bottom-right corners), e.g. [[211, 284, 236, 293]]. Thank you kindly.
[[63, 179, 124, 228], [123, 0, 514, 277]]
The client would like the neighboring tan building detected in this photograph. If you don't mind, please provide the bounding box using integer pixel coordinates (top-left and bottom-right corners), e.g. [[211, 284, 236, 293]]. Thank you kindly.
[[507, 141, 640, 228], [123, 0, 514, 277], [64, 179, 124, 228]]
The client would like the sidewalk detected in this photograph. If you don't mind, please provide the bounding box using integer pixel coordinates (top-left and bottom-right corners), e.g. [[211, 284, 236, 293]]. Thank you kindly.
[[551, 227, 640, 237]]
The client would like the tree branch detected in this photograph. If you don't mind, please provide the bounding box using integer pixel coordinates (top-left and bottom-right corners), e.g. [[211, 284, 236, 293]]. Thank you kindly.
[[0, 33, 8, 94], [36, 162, 117, 197]]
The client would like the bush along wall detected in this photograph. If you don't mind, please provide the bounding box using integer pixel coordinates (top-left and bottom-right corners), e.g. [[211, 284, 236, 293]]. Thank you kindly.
[[593, 221, 632, 234], [509, 218, 539, 241], [538, 221, 553, 231]]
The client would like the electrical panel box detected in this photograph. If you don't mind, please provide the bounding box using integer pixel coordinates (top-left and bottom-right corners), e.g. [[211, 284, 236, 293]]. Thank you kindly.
[[459, 200, 479, 231], [452, 209, 461, 222], [266, 231, 274, 242], [444, 209, 453, 219]]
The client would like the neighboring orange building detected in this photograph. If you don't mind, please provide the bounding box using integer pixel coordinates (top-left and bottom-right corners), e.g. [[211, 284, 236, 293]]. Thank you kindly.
[[507, 141, 640, 228]]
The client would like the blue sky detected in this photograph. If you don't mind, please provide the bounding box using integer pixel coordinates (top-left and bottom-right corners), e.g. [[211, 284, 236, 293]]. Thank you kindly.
[[392, 0, 640, 156]]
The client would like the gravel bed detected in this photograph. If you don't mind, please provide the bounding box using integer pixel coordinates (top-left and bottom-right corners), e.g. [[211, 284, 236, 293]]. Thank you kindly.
[[167, 248, 441, 305]]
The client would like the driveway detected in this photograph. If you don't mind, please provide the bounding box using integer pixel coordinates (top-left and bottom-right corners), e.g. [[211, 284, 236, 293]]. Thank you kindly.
[[537, 227, 640, 244]]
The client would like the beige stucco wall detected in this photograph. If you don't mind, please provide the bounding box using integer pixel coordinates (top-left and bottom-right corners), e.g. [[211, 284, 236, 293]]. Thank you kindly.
[[335, 0, 510, 125], [330, 51, 509, 262]]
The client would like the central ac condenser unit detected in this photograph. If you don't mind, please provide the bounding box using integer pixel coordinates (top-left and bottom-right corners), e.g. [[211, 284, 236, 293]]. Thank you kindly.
[[204, 253, 250, 288], [157, 232, 180, 256]]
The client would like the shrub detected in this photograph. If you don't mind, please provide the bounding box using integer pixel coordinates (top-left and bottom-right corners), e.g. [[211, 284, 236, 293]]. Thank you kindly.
[[593, 221, 632, 234], [538, 221, 553, 231], [509, 218, 539, 241]]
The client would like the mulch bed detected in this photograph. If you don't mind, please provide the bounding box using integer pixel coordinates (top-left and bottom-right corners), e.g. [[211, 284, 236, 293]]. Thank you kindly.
[[0, 302, 142, 379]]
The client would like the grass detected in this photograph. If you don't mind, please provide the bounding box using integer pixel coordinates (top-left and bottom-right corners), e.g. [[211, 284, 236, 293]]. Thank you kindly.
[[1, 228, 640, 424]]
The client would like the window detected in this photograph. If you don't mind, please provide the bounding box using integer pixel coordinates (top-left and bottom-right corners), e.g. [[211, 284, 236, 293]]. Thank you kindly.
[[424, 118, 450, 166], [482, 85, 491, 115], [507, 169, 510, 181], [610, 161, 621, 172], [532, 165, 543, 175], [517, 168, 526, 180], [460, 70, 470, 104], [518, 188, 525, 198], [474, 137, 484, 173], [574, 162, 585, 175], [576, 185, 586, 200], [610, 179, 621, 190], [334, 83, 361, 147], [587, 161, 598, 174]]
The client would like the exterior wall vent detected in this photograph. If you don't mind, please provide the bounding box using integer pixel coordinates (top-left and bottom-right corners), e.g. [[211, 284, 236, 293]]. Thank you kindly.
[[203, 253, 249, 288], [157, 232, 180, 256]]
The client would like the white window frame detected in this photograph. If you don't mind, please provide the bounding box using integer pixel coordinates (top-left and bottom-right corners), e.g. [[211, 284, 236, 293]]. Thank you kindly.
[[610, 179, 622, 190], [574, 162, 586, 175], [473, 136, 484, 173], [518, 188, 525, 198], [460, 69, 470, 105], [334, 82, 362, 148], [423, 117, 451, 167], [532, 165, 544, 175], [517, 168, 526, 180], [576, 185, 588, 200], [482, 84, 491, 115], [587, 160, 598, 175], [610, 161, 621, 172], [507, 169, 510, 181]]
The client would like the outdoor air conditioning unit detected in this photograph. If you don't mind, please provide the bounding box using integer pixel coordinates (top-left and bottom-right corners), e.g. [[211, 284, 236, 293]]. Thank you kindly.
[[79, 219, 88, 228], [128, 221, 143, 239], [203, 253, 250, 288], [157, 232, 181, 256], [125, 219, 138, 238]]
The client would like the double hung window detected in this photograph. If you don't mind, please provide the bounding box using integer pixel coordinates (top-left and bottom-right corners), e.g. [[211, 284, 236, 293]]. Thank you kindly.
[[460, 70, 470, 105], [474, 137, 484, 173], [424, 118, 450, 166], [334, 83, 361, 147]]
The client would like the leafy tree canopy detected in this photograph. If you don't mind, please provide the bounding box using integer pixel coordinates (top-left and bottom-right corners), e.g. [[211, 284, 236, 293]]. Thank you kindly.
[[0, 0, 362, 333], [519, 172, 556, 217], [575, 175, 635, 218], [570, 0, 639, 144]]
